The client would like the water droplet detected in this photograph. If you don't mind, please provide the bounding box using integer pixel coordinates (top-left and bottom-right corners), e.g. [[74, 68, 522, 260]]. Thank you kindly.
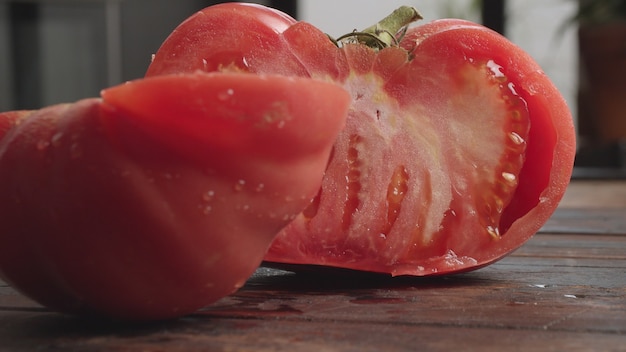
[[255, 183, 265, 192], [233, 179, 246, 192], [486, 59, 505, 79], [70, 143, 83, 159], [51, 132, 63, 147], [36, 140, 50, 150], [234, 278, 246, 289], [277, 120, 286, 129], [203, 190, 215, 202], [218, 88, 234, 101], [507, 82, 519, 96], [202, 206, 212, 215]]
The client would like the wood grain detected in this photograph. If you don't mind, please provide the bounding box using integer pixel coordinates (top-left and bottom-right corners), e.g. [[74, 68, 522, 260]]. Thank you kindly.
[[1, 180, 625, 351]]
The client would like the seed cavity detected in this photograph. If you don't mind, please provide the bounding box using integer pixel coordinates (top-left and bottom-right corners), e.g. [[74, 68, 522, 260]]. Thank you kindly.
[[473, 58, 531, 239], [486, 225, 500, 239], [381, 165, 409, 237], [508, 132, 525, 145], [302, 188, 322, 220], [342, 135, 363, 231], [501, 172, 517, 185]]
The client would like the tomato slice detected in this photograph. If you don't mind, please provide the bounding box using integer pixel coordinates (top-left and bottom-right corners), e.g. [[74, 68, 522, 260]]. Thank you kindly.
[[0, 72, 349, 320], [0, 110, 31, 139], [146, 4, 576, 275]]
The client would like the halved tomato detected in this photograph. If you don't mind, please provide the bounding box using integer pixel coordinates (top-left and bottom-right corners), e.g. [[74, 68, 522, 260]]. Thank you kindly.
[[147, 4, 576, 276]]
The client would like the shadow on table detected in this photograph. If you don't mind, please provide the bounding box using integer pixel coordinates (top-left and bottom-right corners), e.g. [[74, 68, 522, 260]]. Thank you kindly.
[[0, 266, 497, 349], [247, 264, 492, 292]]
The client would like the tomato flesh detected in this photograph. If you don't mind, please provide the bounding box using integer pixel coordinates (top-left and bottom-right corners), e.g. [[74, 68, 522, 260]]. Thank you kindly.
[[266, 44, 532, 274], [0, 73, 350, 319]]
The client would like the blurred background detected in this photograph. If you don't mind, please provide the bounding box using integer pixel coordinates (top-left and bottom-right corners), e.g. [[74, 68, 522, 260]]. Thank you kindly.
[[0, 0, 624, 172]]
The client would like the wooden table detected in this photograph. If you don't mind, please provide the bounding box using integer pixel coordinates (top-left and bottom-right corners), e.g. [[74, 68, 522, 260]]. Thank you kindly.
[[1, 179, 625, 351]]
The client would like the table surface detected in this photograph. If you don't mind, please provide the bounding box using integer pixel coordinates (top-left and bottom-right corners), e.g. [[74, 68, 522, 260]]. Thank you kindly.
[[1, 179, 625, 352]]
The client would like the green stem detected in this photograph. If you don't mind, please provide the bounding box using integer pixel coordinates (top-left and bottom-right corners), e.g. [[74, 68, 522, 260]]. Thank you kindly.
[[360, 6, 423, 48]]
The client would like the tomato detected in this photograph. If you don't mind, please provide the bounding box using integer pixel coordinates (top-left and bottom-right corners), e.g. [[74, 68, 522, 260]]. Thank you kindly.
[[147, 3, 576, 276], [0, 72, 350, 320], [0, 111, 29, 139]]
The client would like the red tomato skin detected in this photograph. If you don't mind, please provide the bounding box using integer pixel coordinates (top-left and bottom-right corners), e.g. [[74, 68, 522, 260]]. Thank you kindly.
[[0, 110, 31, 139], [0, 73, 350, 320], [0, 99, 268, 320], [146, 5, 576, 276], [145, 2, 306, 77]]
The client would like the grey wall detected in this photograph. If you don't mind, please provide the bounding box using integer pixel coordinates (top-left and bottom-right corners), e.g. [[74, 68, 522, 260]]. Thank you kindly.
[[38, 3, 108, 109], [0, 0, 215, 111], [0, 4, 14, 112], [120, 0, 210, 82]]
